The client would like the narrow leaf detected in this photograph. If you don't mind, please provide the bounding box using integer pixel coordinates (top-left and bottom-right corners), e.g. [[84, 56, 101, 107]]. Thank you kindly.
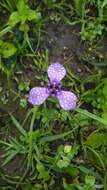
[[11, 115, 27, 136], [76, 108, 107, 127], [41, 127, 78, 142]]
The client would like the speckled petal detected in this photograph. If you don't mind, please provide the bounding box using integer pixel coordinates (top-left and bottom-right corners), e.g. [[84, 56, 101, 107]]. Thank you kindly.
[[47, 63, 66, 83], [57, 90, 77, 110], [28, 87, 49, 105]]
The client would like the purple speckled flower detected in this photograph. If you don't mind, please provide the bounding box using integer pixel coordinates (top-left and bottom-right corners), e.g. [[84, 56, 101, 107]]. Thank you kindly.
[[28, 63, 77, 110]]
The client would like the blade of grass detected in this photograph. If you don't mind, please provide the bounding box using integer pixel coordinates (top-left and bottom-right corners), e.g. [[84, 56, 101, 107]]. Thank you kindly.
[[0, 26, 12, 37], [22, 108, 33, 127], [0, 140, 12, 147], [27, 107, 38, 168], [41, 126, 78, 142], [15, 108, 39, 190], [87, 146, 105, 170], [2, 149, 21, 166], [76, 108, 107, 127], [11, 115, 27, 136]]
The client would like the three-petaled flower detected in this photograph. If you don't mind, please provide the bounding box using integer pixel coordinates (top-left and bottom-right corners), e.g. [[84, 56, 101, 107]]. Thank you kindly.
[[28, 63, 77, 110]]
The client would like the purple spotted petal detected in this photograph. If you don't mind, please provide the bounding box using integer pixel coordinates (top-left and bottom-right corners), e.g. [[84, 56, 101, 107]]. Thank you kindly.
[[28, 87, 49, 105], [47, 62, 66, 83], [57, 90, 77, 110]]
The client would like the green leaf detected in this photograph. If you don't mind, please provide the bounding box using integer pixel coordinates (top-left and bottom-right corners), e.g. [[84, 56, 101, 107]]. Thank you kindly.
[[86, 146, 105, 169], [104, 173, 107, 190], [36, 162, 50, 181], [78, 165, 96, 176], [2, 149, 21, 166], [8, 11, 20, 27], [20, 98, 27, 108], [11, 115, 27, 136], [74, 0, 86, 17], [85, 175, 95, 186], [8, 0, 41, 28], [67, 145, 79, 160], [103, 79, 107, 99], [102, 112, 107, 121], [41, 127, 78, 142], [65, 166, 79, 177], [17, 0, 27, 14], [17, 0, 41, 22], [19, 23, 29, 32], [0, 26, 12, 37], [27, 10, 40, 21], [57, 157, 70, 168], [64, 145, 72, 153], [103, 0, 107, 8], [83, 185, 95, 190], [1, 42, 17, 58], [85, 133, 107, 149], [0, 40, 3, 46], [76, 108, 107, 127]]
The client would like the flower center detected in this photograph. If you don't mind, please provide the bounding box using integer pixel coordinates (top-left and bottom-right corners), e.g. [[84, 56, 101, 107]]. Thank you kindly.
[[47, 82, 61, 96]]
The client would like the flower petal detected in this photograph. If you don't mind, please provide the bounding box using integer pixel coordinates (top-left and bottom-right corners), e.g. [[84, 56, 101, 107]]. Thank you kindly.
[[28, 87, 49, 105], [47, 62, 66, 83], [57, 90, 77, 110]]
